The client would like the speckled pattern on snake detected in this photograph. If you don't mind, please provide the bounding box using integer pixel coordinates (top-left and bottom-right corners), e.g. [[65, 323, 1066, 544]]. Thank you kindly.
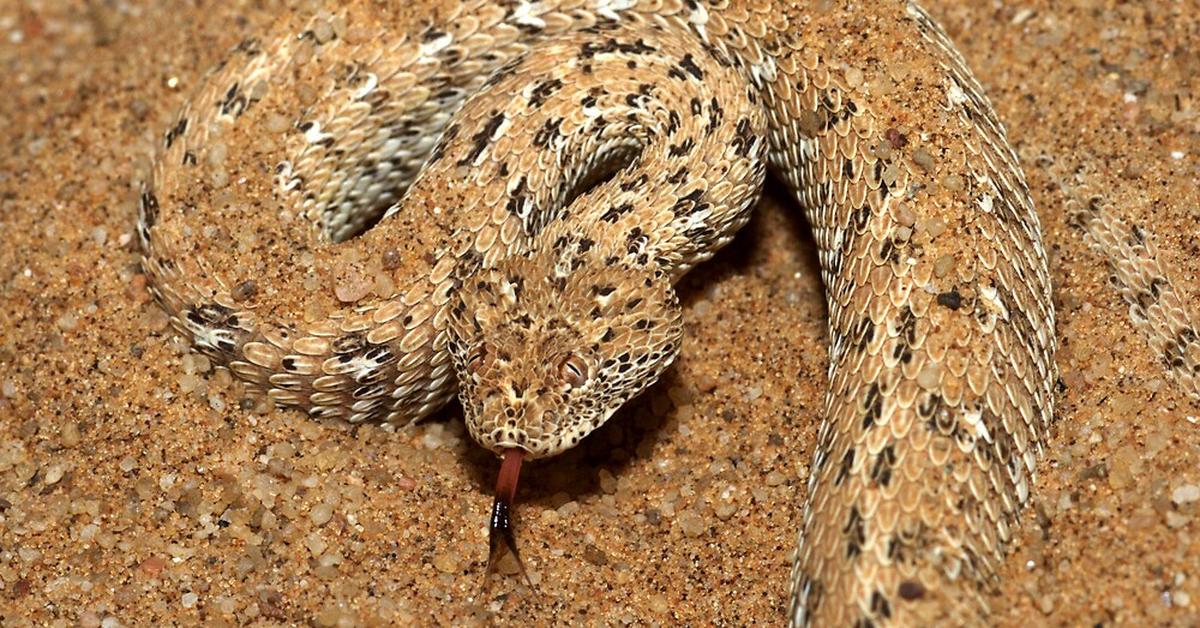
[[137, 0, 1057, 624]]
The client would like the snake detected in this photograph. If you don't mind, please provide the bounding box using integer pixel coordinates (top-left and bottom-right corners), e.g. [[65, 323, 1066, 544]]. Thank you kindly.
[[137, 0, 1058, 624]]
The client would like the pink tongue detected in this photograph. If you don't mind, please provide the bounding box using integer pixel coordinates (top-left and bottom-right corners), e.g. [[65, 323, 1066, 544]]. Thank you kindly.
[[496, 448, 523, 504], [486, 448, 531, 585]]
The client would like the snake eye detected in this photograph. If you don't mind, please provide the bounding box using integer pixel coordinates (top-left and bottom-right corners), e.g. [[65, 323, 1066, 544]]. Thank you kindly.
[[559, 354, 590, 388], [466, 346, 488, 375]]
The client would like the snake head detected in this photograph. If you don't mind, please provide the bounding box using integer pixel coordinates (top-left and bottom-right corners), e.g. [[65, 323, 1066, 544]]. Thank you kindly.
[[449, 226, 683, 459]]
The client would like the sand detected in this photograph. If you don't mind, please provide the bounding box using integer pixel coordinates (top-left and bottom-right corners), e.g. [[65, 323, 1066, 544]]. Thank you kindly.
[[0, 0, 1197, 625]]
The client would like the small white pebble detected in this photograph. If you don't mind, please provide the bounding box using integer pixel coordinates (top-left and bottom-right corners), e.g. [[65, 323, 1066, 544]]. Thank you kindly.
[[312, 19, 335, 43], [56, 313, 78, 331], [677, 511, 707, 537], [44, 464, 65, 485], [79, 523, 99, 541], [1172, 484, 1200, 505], [310, 503, 334, 526], [181, 592, 198, 608], [431, 553, 459, 574], [1011, 8, 1035, 25]]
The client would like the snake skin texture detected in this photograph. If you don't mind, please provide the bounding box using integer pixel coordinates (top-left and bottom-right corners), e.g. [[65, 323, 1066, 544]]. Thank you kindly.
[[138, 0, 1057, 624]]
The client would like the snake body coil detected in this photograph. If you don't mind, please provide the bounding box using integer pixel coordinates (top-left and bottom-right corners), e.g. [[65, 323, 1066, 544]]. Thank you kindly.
[[139, 1, 1057, 623]]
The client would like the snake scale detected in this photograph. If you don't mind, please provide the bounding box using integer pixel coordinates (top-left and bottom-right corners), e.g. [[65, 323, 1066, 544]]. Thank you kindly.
[[138, 0, 1057, 624]]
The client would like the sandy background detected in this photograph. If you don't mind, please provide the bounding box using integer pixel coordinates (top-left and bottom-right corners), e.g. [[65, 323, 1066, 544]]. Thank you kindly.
[[0, 0, 1198, 625]]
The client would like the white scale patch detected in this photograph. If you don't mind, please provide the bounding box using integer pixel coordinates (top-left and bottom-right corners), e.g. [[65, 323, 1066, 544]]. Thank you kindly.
[[963, 406, 992, 443], [688, 2, 709, 41], [590, 0, 637, 22], [977, 192, 994, 214], [979, 285, 1010, 321], [511, 1, 547, 29], [303, 121, 333, 144], [353, 73, 379, 100], [749, 55, 777, 88], [344, 356, 385, 383], [419, 32, 453, 59], [275, 161, 301, 192], [187, 322, 234, 354], [499, 278, 518, 304]]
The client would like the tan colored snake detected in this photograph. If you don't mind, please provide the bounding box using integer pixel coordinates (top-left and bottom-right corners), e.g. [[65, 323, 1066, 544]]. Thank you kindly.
[[138, 0, 1057, 623]]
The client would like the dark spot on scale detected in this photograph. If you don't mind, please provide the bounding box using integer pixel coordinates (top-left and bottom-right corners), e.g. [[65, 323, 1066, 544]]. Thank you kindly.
[[733, 118, 756, 157], [484, 55, 525, 88], [678, 53, 704, 79], [671, 188, 704, 213], [666, 110, 682, 135], [218, 82, 248, 117], [844, 506, 865, 558], [707, 97, 724, 132], [870, 445, 894, 487], [528, 78, 563, 107], [580, 37, 657, 59], [458, 111, 505, 166], [421, 28, 447, 42], [140, 189, 160, 228], [870, 590, 891, 618], [619, 174, 648, 192], [165, 117, 188, 148], [835, 448, 855, 485], [601, 202, 634, 223], [668, 138, 695, 157], [532, 117, 561, 149]]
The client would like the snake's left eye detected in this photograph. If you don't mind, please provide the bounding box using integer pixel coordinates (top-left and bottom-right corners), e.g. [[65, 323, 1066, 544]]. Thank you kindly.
[[559, 354, 590, 388]]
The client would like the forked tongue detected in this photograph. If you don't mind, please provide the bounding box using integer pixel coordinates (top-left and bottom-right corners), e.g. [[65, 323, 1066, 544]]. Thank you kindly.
[[486, 448, 531, 586]]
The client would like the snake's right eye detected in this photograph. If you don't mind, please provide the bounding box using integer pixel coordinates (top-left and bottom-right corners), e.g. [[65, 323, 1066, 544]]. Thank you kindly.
[[466, 346, 488, 374]]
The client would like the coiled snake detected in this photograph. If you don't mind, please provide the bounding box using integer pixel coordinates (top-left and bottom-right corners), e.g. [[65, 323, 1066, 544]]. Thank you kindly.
[[138, 0, 1057, 624]]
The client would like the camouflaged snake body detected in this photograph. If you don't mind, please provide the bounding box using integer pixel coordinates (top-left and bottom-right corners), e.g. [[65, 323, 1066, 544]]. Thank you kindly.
[[138, 0, 1057, 624]]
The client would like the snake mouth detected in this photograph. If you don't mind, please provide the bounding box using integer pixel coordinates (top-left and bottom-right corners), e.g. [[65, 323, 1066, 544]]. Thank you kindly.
[[486, 447, 531, 585]]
